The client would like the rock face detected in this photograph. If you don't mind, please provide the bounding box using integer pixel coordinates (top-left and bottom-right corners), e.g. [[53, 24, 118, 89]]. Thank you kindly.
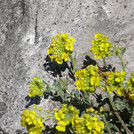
[[0, 0, 134, 133]]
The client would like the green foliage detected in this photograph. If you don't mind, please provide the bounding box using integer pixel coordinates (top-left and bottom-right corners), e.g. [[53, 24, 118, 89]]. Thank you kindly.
[[21, 33, 134, 134], [114, 97, 130, 112]]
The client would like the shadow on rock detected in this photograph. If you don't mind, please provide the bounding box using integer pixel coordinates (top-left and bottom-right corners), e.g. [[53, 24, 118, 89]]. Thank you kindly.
[[82, 55, 116, 72], [25, 91, 63, 108], [42, 125, 56, 134], [93, 93, 112, 110], [43, 55, 67, 77], [25, 95, 41, 108], [82, 55, 97, 69], [98, 64, 116, 72]]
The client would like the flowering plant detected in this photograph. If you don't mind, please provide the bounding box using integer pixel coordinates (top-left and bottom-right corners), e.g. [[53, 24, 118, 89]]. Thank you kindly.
[[21, 33, 134, 134], [47, 33, 75, 64]]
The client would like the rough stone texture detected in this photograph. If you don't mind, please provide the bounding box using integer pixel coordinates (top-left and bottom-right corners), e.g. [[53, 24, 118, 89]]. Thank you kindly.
[[0, 0, 134, 133]]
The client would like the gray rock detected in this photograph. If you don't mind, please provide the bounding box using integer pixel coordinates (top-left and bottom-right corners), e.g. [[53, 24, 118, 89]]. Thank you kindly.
[[0, 0, 134, 133]]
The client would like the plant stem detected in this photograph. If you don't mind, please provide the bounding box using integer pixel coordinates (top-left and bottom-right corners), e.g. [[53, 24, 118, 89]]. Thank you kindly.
[[70, 53, 76, 74], [102, 115, 112, 134], [80, 91, 90, 105], [66, 62, 75, 81], [118, 55, 129, 93], [103, 58, 106, 67], [105, 87, 132, 134], [69, 125, 77, 134], [118, 55, 125, 71]]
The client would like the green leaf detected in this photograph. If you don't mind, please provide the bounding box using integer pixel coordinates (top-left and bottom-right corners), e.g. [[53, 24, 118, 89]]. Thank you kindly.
[[111, 125, 119, 132], [114, 97, 131, 113], [114, 98, 125, 112], [108, 123, 113, 129], [75, 89, 80, 100], [82, 91, 90, 103], [65, 92, 72, 98], [108, 123, 118, 132], [130, 117, 134, 123], [120, 47, 126, 57], [103, 112, 109, 118], [121, 127, 125, 132]]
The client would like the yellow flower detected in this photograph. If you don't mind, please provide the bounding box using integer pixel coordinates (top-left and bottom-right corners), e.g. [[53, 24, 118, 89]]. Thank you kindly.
[[75, 80, 82, 90], [37, 118, 43, 127], [26, 117, 33, 125], [53, 108, 57, 112], [69, 106, 75, 111], [94, 32, 103, 38], [68, 36, 76, 43], [61, 114, 65, 119], [55, 58, 63, 64], [90, 76, 96, 86], [20, 115, 26, 127], [94, 55, 101, 59], [47, 47, 52, 54], [23, 109, 29, 117], [99, 107, 103, 113], [92, 115, 98, 121], [38, 107, 43, 111], [100, 43, 105, 51], [99, 121, 104, 129], [30, 110, 37, 116], [59, 121, 67, 126], [33, 104, 37, 109], [54, 112, 60, 120], [117, 88, 123, 95], [129, 94, 134, 100], [56, 125, 65, 132], [65, 43, 74, 51], [61, 52, 69, 62], [86, 122, 92, 130], [121, 70, 125, 75], [115, 77, 121, 82], [28, 92, 34, 97], [86, 108, 95, 113], [62, 33, 68, 40], [55, 33, 61, 38]]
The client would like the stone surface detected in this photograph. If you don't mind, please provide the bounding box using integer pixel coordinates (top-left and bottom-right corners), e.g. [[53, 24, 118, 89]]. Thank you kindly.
[[0, 0, 134, 133]]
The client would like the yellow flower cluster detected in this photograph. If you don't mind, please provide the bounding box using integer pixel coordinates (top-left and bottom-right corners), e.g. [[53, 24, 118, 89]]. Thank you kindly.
[[47, 33, 75, 64], [72, 114, 104, 134], [105, 70, 125, 95], [90, 33, 113, 59], [28, 77, 45, 97], [54, 104, 79, 132], [75, 65, 102, 93], [128, 73, 134, 100], [20, 109, 45, 134]]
